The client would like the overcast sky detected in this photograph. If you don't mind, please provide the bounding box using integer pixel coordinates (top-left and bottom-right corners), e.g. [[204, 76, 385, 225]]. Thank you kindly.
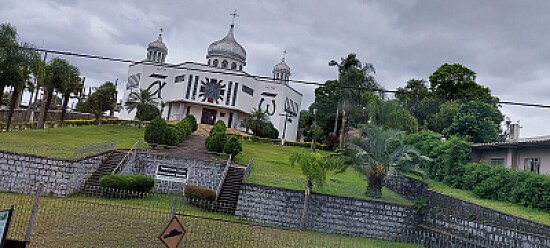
[[2, 0, 550, 137]]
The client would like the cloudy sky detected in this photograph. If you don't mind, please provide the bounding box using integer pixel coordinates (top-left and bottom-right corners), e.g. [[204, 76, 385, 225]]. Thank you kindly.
[[2, 0, 550, 137]]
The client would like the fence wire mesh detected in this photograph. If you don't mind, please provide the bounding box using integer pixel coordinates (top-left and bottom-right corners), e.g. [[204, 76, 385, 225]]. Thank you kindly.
[[0, 184, 411, 248]]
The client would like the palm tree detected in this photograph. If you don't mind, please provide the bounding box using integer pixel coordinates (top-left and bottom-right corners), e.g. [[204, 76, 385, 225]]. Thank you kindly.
[[0, 23, 39, 130], [125, 88, 159, 121], [38, 58, 71, 128], [348, 124, 427, 197], [60, 64, 81, 121], [0, 23, 18, 109], [241, 108, 269, 136]]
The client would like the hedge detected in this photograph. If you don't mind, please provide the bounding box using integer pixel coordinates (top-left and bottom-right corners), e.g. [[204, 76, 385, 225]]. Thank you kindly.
[[184, 184, 217, 210], [99, 174, 154, 193]]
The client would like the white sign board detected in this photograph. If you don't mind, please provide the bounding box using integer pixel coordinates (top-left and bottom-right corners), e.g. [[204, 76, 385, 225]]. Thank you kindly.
[[156, 165, 188, 183]]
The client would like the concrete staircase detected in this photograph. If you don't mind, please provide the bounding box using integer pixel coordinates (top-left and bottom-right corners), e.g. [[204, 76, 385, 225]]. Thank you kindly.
[[81, 151, 127, 189], [214, 166, 245, 214]]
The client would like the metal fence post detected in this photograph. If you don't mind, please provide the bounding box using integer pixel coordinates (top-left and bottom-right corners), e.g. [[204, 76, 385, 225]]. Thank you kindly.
[[170, 197, 177, 220], [25, 183, 44, 243]]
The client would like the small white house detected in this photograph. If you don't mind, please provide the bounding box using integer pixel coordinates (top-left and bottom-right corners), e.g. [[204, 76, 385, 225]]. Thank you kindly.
[[471, 124, 550, 175], [120, 23, 302, 141]]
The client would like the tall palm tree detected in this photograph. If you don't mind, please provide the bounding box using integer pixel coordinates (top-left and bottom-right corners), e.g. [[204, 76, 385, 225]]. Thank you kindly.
[[125, 88, 159, 121], [0, 23, 38, 130], [60, 64, 81, 121], [348, 124, 427, 197], [0, 23, 18, 109], [38, 58, 71, 128]]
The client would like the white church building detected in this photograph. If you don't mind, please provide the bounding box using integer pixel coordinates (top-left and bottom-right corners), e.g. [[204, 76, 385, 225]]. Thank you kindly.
[[119, 23, 302, 141]]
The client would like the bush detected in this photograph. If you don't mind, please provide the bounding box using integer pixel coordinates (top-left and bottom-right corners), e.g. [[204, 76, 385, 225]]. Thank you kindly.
[[99, 174, 154, 193], [144, 116, 168, 145], [165, 127, 179, 146], [184, 184, 216, 210], [210, 120, 227, 135], [461, 163, 498, 190], [205, 132, 227, 153], [432, 136, 470, 187], [174, 120, 191, 143], [183, 114, 198, 132], [223, 136, 243, 159], [136, 104, 161, 121]]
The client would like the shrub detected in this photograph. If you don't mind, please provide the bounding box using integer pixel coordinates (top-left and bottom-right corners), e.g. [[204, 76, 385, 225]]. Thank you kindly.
[[144, 116, 168, 145], [223, 136, 243, 159], [99, 174, 154, 193], [165, 127, 179, 146], [174, 120, 191, 143], [210, 120, 227, 135], [183, 114, 198, 132], [136, 104, 161, 121], [461, 163, 497, 190], [205, 132, 227, 153], [431, 136, 470, 187], [184, 184, 216, 210]]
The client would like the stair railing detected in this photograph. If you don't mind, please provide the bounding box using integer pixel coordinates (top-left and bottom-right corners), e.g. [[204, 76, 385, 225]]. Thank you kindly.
[[215, 154, 232, 199], [112, 141, 147, 174]]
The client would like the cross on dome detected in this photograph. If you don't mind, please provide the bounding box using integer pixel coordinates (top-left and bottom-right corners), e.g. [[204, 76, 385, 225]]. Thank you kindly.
[[282, 50, 287, 62], [230, 9, 239, 26]]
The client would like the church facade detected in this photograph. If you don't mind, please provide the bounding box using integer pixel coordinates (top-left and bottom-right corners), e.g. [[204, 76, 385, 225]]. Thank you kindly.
[[119, 24, 302, 141]]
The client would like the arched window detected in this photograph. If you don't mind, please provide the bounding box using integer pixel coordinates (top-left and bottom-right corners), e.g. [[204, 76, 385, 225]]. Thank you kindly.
[[231, 62, 237, 70], [147, 51, 151, 60], [222, 60, 228, 69], [208, 59, 211, 66], [213, 59, 219, 67], [239, 65, 243, 71]]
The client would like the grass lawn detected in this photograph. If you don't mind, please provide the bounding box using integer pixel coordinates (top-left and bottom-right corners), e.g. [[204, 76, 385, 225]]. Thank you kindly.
[[0, 192, 420, 248], [406, 174, 550, 226], [0, 125, 144, 158], [235, 140, 412, 206]]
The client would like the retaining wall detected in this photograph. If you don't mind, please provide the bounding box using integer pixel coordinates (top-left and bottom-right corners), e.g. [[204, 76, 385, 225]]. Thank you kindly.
[[235, 183, 417, 242], [0, 151, 105, 196]]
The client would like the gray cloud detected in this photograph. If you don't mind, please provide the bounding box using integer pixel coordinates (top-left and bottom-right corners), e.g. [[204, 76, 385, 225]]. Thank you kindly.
[[2, 0, 550, 137]]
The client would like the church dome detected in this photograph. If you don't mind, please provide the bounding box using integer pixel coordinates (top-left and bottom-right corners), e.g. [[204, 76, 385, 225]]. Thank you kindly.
[[207, 25, 246, 65], [148, 34, 167, 52], [272, 59, 290, 73]]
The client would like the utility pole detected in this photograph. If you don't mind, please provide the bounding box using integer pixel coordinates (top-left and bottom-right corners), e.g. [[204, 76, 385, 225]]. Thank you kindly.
[[37, 51, 48, 128]]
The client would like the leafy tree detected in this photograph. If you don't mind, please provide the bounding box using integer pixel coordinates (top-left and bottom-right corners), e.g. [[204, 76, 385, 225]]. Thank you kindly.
[[428, 101, 460, 133], [444, 101, 503, 143], [125, 89, 160, 121], [310, 122, 324, 151], [395, 79, 436, 126], [289, 152, 345, 190], [429, 63, 494, 101], [76, 82, 116, 123], [366, 95, 418, 133], [431, 136, 471, 187], [348, 124, 427, 197], [241, 108, 269, 136]]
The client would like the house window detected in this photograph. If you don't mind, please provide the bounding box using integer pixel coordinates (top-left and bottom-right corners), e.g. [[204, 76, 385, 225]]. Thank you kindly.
[[489, 158, 505, 167], [175, 75, 186, 83], [220, 113, 225, 117], [524, 158, 540, 174]]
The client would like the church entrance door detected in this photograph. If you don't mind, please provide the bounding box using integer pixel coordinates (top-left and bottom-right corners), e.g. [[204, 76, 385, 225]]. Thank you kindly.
[[201, 108, 217, 125]]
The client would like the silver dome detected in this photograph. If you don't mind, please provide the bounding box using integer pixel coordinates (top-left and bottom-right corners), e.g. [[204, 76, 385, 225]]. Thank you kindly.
[[207, 25, 246, 64], [148, 34, 167, 51], [272, 59, 290, 73]]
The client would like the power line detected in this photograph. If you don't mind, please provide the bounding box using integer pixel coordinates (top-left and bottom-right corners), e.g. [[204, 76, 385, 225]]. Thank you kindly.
[[12, 45, 550, 109]]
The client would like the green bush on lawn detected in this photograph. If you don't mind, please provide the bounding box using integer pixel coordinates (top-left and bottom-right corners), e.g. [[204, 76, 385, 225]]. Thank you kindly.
[[99, 174, 154, 193]]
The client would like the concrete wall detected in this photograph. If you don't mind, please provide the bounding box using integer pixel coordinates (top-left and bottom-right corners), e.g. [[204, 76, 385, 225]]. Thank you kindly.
[[235, 183, 417, 242], [0, 151, 105, 196], [123, 153, 227, 194]]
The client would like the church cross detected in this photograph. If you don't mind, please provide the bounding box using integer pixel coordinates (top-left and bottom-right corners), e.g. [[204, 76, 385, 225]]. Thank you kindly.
[[159, 28, 164, 37], [282, 50, 287, 61], [230, 9, 239, 26]]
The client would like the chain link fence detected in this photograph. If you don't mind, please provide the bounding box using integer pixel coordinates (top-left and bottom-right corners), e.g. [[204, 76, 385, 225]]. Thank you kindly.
[[0, 183, 416, 248]]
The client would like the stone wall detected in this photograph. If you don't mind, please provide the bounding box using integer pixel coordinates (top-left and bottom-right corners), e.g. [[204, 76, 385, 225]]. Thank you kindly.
[[384, 174, 427, 201], [0, 151, 105, 196], [123, 153, 227, 194], [235, 183, 417, 242], [386, 174, 550, 247]]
